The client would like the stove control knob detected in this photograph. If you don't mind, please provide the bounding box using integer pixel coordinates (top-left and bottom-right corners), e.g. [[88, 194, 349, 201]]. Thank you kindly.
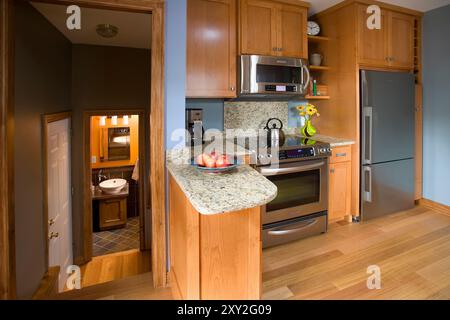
[[327, 147, 332, 153]]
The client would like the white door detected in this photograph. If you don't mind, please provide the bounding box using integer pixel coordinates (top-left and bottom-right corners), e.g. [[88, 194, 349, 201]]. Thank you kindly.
[[47, 118, 73, 292]]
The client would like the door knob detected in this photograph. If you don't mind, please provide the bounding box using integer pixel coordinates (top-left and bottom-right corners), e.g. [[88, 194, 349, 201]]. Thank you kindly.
[[48, 232, 59, 240]]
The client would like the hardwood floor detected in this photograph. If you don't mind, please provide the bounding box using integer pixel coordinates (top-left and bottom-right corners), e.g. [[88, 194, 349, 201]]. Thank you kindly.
[[55, 272, 172, 300], [57, 206, 450, 300], [78, 249, 151, 289], [263, 205, 450, 300]]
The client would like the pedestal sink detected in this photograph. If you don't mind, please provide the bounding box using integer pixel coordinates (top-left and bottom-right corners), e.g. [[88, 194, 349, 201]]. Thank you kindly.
[[99, 178, 127, 195]]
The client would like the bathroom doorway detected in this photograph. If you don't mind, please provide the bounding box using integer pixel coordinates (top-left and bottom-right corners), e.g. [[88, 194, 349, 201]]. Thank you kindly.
[[84, 110, 149, 260], [1, 0, 166, 298]]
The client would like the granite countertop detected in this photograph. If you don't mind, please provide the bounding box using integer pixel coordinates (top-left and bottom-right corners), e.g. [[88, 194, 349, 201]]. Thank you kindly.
[[167, 162, 277, 215], [92, 184, 129, 200], [312, 134, 355, 147]]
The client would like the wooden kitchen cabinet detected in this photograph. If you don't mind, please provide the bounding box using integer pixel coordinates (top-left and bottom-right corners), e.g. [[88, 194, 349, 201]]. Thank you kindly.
[[99, 197, 127, 230], [357, 5, 389, 67], [388, 11, 414, 69], [328, 146, 352, 223], [169, 175, 261, 300], [186, 0, 237, 98], [239, 0, 308, 58], [357, 4, 414, 69]]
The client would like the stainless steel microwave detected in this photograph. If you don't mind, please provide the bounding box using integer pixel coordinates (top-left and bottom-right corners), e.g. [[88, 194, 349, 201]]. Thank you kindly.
[[239, 55, 310, 97]]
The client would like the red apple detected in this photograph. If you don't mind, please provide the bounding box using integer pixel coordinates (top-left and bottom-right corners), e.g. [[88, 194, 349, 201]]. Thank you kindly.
[[209, 151, 218, 160], [216, 155, 231, 168], [203, 154, 216, 168], [196, 154, 205, 166]]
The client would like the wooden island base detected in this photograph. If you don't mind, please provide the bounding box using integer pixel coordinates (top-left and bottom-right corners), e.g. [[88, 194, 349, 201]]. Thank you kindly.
[[169, 175, 262, 300]]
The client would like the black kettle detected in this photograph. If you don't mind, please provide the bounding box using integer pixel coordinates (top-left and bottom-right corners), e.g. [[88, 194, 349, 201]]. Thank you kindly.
[[265, 118, 286, 148]]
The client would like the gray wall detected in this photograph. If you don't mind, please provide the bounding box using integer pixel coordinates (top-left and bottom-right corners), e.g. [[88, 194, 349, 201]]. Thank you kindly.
[[422, 5, 450, 206], [14, 1, 72, 299], [71, 44, 151, 261], [186, 99, 224, 131], [165, 0, 186, 148]]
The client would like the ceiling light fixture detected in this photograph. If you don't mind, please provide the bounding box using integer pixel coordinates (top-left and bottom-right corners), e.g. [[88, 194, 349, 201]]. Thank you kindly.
[[96, 24, 119, 38], [111, 116, 118, 126], [99, 116, 106, 126], [123, 115, 129, 125]]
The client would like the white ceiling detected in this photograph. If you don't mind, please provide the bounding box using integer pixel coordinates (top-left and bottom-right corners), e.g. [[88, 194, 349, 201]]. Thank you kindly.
[[31, 2, 152, 49], [308, 0, 450, 15]]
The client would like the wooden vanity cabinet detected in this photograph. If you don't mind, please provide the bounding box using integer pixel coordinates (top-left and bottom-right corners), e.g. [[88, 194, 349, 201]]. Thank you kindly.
[[357, 4, 414, 70], [328, 146, 352, 223], [186, 0, 237, 98], [99, 197, 127, 230], [239, 0, 308, 58]]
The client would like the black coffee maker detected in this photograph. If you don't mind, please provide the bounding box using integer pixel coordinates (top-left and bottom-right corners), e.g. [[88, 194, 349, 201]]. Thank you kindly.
[[186, 108, 205, 146]]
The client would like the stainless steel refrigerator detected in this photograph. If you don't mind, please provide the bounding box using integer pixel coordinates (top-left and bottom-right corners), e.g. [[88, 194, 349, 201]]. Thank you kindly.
[[360, 70, 415, 221]]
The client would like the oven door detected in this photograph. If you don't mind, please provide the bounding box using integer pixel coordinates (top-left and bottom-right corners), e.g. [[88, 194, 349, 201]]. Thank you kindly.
[[258, 158, 328, 225]]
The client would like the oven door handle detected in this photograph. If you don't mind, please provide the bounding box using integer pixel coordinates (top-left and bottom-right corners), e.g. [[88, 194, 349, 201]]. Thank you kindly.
[[259, 161, 326, 176], [267, 219, 318, 236]]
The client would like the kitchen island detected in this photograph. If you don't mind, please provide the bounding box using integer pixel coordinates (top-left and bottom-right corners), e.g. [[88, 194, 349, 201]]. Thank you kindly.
[[167, 156, 277, 300]]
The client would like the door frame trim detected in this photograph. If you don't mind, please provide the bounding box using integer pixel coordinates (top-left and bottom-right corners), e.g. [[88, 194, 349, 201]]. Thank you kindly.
[[0, 0, 16, 300], [42, 111, 72, 272], [0, 0, 167, 299]]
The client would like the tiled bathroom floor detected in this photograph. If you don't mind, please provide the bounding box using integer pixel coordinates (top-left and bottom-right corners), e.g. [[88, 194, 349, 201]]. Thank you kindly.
[[93, 217, 140, 257]]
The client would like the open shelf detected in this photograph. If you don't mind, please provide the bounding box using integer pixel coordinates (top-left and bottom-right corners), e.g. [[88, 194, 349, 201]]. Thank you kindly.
[[308, 35, 330, 42], [309, 65, 330, 71], [306, 95, 330, 100]]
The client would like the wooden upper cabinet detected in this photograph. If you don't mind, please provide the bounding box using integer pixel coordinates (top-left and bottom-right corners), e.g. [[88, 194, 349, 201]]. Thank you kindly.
[[388, 11, 414, 69], [278, 4, 308, 58], [240, 0, 308, 58], [357, 5, 389, 67], [357, 4, 415, 70], [186, 0, 237, 98], [240, 0, 277, 56]]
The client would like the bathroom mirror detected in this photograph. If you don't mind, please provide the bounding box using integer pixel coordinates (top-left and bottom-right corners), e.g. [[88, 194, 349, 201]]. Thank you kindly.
[[100, 127, 131, 161]]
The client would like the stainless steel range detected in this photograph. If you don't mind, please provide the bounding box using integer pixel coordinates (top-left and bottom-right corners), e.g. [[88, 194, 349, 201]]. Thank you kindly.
[[239, 135, 332, 248]]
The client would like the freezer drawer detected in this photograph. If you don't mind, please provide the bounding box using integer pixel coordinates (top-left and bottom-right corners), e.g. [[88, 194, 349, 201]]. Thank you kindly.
[[361, 159, 414, 221], [262, 212, 327, 248]]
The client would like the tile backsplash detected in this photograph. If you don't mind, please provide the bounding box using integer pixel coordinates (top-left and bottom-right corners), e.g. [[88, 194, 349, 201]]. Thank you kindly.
[[224, 100, 307, 131], [224, 101, 289, 130]]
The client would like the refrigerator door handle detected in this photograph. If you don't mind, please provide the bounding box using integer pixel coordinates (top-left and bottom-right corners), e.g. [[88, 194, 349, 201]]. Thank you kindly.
[[302, 65, 311, 92], [363, 107, 373, 165], [364, 166, 372, 203]]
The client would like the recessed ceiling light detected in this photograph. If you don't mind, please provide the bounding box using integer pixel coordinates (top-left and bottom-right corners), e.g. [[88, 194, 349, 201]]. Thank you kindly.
[[96, 24, 119, 38]]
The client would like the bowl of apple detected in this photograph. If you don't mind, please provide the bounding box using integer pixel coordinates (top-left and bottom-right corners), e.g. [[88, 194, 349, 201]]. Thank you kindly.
[[192, 152, 238, 174]]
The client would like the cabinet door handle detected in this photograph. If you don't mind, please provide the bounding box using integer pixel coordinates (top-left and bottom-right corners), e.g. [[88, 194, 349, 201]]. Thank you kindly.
[[330, 169, 335, 173], [273, 47, 277, 52], [336, 153, 347, 157], [230, 86, 235, 91]]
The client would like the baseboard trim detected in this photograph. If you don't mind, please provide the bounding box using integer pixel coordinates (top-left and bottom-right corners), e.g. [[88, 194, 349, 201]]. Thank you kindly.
[[419, 198, 450, 216]]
